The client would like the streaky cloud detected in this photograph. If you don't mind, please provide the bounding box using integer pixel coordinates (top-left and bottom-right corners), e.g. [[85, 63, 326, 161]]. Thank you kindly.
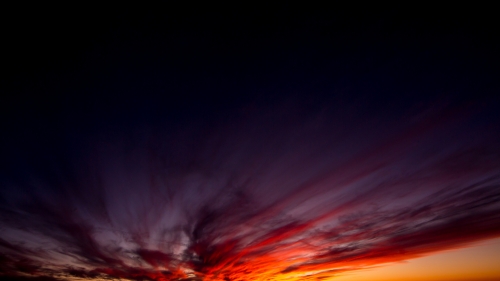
[[1, 100, 500, 281]]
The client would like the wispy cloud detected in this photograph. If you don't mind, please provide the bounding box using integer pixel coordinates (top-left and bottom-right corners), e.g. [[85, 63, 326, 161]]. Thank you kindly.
[[1, 100, 499, 281]]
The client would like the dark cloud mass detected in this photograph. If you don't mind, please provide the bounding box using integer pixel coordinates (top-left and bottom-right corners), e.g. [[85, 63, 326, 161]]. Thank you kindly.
[[1, 4, 500, 281], [1, 99, 500, 281]]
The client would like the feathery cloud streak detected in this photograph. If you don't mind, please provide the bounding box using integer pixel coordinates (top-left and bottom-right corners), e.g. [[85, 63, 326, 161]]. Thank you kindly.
[[1, 100, 499, 281]]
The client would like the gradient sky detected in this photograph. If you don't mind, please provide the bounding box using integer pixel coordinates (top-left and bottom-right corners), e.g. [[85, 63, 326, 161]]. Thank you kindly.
[[1, 4, 500, 281]]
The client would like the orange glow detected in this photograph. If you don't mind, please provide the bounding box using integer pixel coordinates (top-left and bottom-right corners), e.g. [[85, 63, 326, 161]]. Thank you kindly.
[[331, 238, 500, 281], [153, 236, 494, 281], [172, 238, 500, 281]]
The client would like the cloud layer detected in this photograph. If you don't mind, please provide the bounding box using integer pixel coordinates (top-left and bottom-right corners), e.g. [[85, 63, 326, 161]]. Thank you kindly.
[[1, 100, 500, 281]]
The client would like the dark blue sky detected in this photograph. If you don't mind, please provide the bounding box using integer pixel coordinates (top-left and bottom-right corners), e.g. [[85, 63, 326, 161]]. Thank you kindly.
[[2, 5, 499, 168]]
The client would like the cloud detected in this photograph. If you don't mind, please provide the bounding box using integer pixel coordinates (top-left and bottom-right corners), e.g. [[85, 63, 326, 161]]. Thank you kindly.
[[1, 101, 499, 281]]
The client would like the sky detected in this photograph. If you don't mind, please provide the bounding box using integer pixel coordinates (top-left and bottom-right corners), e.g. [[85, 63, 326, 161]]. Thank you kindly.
[[1, 4, 500, 281]]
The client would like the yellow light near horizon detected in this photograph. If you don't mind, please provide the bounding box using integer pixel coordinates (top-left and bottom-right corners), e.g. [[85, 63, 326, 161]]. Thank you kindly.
[[332, 238, 500, 281]]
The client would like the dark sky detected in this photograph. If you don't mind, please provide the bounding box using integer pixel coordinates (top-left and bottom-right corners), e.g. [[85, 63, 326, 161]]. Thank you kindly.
[[1, 4, 500, 281]]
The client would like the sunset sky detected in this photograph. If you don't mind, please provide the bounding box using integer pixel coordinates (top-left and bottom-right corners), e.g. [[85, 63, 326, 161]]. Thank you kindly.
[[1, 4, 499, 281]]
